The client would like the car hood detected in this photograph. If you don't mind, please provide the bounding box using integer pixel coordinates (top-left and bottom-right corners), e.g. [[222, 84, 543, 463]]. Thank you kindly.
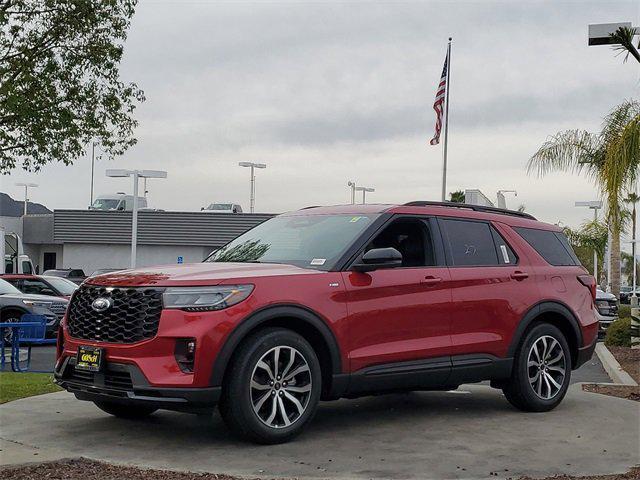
[[1, 293, 68, 304], [86, 262, 323, 287], [596, 289, 617, 301]]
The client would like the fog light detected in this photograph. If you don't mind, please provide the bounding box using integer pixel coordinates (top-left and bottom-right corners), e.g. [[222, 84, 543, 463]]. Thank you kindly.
[[175, 338, 196, 373]]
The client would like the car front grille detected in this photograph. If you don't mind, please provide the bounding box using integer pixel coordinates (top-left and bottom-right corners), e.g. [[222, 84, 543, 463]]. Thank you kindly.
[[67, 285, 163, 343], [63, 362, 134, 391], [48, 301, 68, 320]]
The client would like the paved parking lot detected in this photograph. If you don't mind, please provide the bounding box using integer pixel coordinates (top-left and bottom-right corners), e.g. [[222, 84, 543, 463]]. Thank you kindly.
[[1, 382, 638, 479]]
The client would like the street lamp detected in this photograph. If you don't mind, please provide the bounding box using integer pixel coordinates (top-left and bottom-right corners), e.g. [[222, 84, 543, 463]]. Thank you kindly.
[[238, 162, 267, 213], [575, 200, 603, 284], [355, 186, 375, 204], [496, 190, 517, 209], [106, 169, 167, 268], [347, 181, 357, 205], [15, 182, 38, 216]]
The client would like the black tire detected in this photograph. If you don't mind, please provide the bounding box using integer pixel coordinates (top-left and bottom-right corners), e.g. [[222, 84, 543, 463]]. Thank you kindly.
[[1, 310, 24, 343], [94, 401, 157, 419], [219, 327, 322, 444], [503, 323, 572, 412]]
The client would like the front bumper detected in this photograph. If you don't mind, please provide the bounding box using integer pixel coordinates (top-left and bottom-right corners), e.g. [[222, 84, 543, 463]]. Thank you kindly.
[[54, 356, 220, 411]]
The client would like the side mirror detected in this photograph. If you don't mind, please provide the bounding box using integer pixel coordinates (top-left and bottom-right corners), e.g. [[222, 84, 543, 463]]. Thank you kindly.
[[352, 247, 402, 272]]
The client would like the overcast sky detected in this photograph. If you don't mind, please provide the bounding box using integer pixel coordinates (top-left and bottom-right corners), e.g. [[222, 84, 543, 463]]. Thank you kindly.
[[5, 0, 640, 232]]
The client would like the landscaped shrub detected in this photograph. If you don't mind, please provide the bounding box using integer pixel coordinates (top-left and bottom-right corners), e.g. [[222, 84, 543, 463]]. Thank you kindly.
[[605, 317, 632, 347], [618, 304, 631, 319]]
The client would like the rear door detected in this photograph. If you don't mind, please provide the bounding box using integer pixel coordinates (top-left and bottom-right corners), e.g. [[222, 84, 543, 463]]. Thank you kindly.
[[342, 215, 453, 390], [439, 218, 540, 365]]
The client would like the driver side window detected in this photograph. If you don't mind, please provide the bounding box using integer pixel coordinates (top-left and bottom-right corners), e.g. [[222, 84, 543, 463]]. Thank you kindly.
[[365, 218, 435, 267]]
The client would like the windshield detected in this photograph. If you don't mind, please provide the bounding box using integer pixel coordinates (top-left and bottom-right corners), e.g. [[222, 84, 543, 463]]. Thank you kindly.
[[208, 204, 232, 210], [91, 198, 121, 210], [44, 277, 78, 295], [0, 278, 22, 295], [205, 214, 378, 270]]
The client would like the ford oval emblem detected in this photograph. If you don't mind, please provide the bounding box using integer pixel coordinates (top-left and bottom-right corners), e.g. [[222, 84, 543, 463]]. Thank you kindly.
[[91, 297, 112, 313]]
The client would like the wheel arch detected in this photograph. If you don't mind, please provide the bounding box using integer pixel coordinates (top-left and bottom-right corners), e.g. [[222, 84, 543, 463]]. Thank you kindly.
[[507, 301, 583, 368], [210, 304, 343, 396], [0, 305, 29, 319]]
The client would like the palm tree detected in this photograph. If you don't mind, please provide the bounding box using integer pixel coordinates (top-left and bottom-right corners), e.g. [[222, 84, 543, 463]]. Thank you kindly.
[[449, 190, 465, 203], [609, 26, 640, 64], [528, 100, 640, 297]]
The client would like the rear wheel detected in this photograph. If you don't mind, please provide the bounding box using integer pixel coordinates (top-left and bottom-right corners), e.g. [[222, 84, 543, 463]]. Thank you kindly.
[[94, 401, 157, 419], [219, 328, 322, 444], [503, 323, 572, 412]]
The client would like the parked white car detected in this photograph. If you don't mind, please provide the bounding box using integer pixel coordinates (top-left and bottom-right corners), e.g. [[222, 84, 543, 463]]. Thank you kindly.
[[89, 193, 148, 211], [201, 203, 243, 214]]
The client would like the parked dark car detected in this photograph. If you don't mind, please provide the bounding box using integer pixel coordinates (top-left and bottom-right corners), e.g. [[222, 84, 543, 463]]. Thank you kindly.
[[0, 278, 68, 340], [55, 202, 598, 444], [43, 269, 87, 285], [1, 274, 79, 299]]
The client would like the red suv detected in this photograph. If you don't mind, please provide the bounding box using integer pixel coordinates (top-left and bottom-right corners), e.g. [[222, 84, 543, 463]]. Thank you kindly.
[[55, 202, 598, 443]]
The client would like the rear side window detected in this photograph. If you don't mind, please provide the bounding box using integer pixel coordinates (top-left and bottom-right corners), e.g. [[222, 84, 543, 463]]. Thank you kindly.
[[440, 219, 499, 266], [515, 227, 579, 266]]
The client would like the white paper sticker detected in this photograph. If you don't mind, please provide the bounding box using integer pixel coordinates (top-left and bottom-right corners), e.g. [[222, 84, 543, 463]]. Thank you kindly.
[[310, 258, 326, 266], [500, 245, 510, 264]]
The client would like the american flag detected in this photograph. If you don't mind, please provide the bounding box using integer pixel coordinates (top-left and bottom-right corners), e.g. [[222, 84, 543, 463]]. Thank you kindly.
[[429, 52, 449, 145]]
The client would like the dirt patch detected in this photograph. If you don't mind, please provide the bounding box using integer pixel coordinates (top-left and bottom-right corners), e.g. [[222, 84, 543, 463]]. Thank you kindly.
[[2, 459, 639, 480], [515, 466, 640, 480], [1, 458, 250, 480], [608, 347, 640, 384], [582, 383, 640, 402]]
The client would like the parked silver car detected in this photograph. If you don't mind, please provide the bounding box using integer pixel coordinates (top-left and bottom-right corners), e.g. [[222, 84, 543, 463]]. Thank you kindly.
[[0, 278, 68, 340], [595, 288, 618, 337]]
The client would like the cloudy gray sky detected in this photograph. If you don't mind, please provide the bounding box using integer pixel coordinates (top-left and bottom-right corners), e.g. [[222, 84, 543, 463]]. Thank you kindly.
[[5, 0, 640, 231]]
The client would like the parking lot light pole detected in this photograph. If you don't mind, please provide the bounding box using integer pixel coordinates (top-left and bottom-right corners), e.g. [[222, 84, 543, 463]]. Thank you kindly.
[[106, 169, 167, 268], [355, 186, 375, 204], [15, 182, 38, 216], [347, 181, 357, 204], [239, 162, 267, 213], [575, 201, 603, 282]]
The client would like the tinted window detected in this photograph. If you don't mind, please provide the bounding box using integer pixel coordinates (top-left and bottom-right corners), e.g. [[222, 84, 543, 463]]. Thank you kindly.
[[441, 219, 499, 266], [515, 227, 578, 266], [365, 218, 435, 267], [21, 279, 53, 295]]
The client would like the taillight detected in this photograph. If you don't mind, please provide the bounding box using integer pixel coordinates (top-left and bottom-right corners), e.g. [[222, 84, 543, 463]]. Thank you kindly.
[[577, 275, 597, 301]]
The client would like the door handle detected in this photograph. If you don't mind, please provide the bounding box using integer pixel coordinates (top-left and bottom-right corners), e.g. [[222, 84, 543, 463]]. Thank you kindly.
[[422, 276, 442, 286], [510, 271, 529, 281]]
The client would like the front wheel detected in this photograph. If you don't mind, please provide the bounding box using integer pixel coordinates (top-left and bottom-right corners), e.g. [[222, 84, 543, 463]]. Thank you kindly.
[[94, 401, 157, 419], [503, 323, 572, 412], [219, 328, 322, 444]]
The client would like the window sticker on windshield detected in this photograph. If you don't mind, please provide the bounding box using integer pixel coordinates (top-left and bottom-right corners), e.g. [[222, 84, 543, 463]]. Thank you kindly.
[[349, 216, 364, 222], [500, 245, 510, 264], [310, 258, 326, 266]]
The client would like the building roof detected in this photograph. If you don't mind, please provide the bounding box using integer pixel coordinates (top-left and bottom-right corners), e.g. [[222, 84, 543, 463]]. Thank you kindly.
[[0, 192, 51, 217]]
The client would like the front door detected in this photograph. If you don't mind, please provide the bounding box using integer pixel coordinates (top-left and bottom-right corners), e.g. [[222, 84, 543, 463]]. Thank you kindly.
[[342, 216, 452, 391]]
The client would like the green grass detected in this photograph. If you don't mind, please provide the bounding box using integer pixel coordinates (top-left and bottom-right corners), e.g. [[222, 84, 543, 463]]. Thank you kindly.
[[0, 372, 61, 404]]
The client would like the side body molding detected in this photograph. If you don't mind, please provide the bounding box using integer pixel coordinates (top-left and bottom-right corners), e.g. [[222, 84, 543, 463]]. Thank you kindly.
[[507, 301, 584, 358], [210, 304, 343, 386]]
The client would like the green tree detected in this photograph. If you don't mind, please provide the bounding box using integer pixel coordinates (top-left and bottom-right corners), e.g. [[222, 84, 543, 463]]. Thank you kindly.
[[0, 0, 143, 173], [563, 220, 608, 284], [528, 100, 640, 297], [449, 190, 465, 203], [609, 26, 640, 64]]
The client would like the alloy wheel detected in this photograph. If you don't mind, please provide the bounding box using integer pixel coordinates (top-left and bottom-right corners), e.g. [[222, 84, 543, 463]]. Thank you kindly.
[[250, 346, 312, 428], [527, 335, 566, 400]]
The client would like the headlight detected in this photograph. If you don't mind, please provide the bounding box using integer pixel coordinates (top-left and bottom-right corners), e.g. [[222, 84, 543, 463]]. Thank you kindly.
[[162, 285, 254, 312], [22, 300, 52, 309]]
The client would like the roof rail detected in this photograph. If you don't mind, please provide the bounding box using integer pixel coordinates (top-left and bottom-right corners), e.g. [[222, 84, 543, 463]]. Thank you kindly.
[[403, 201, 537, 220]]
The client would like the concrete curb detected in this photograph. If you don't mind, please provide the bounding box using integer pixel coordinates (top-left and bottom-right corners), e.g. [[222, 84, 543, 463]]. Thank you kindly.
[[595, 343, 638, 386]]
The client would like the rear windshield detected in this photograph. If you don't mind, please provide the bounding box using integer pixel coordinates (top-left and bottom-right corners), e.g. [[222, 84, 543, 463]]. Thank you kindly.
[[514, 227, 581, 266]]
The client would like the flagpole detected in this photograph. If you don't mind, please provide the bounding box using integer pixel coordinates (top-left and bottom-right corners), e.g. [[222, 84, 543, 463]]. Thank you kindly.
[[440, 37, 452, 201]]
